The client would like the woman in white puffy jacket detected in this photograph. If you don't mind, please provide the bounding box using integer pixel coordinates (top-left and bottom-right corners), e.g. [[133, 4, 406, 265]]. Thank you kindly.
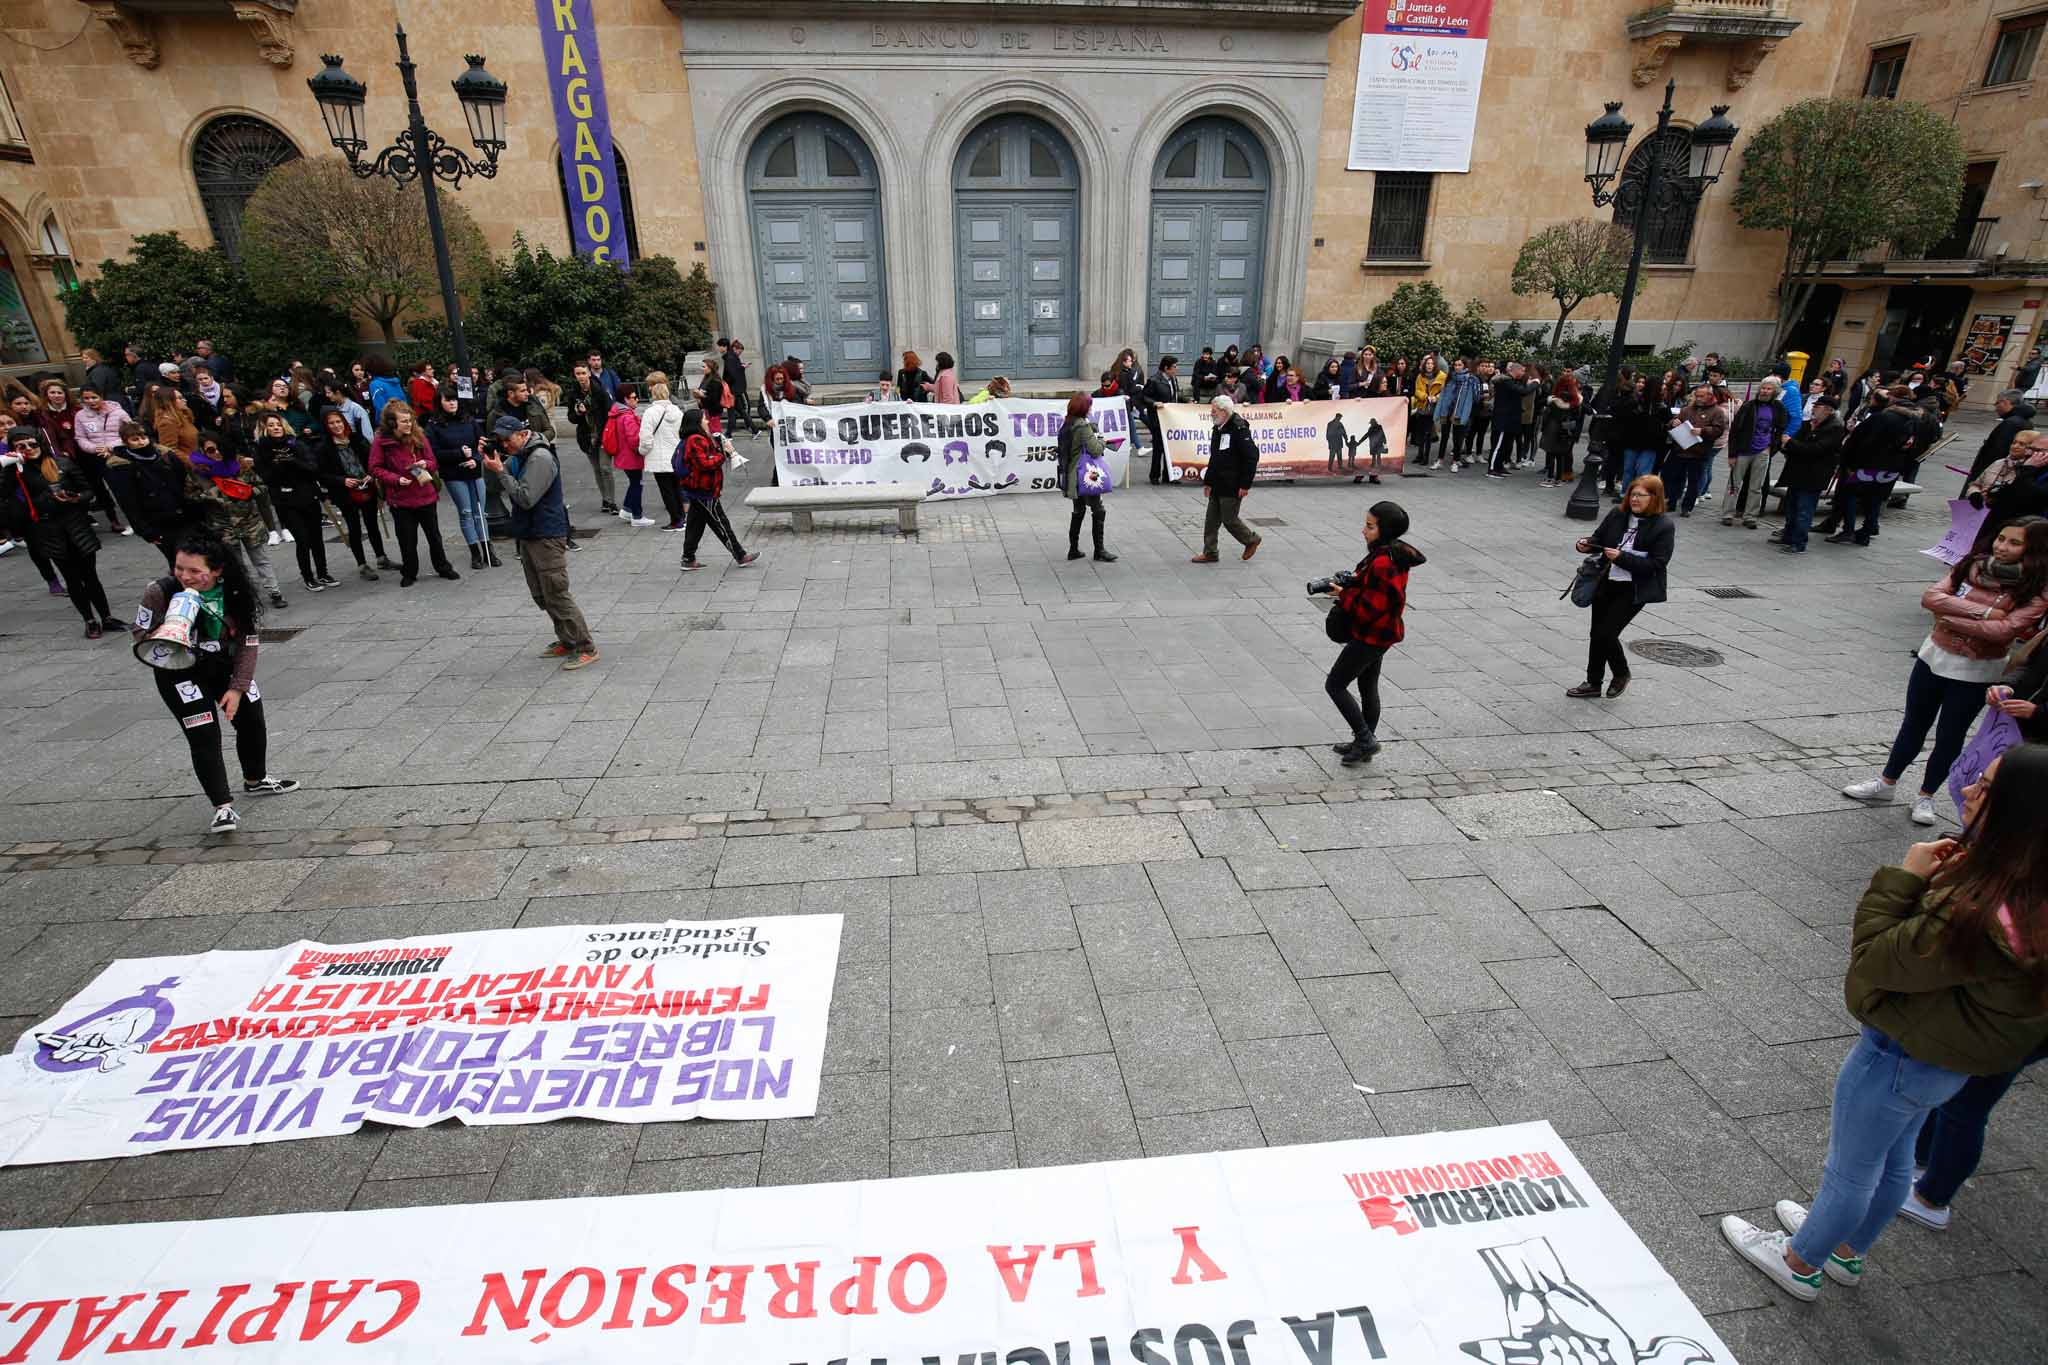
[[638, 373, 687, 531]]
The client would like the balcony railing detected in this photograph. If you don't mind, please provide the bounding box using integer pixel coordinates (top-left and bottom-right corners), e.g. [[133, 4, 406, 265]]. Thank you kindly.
[[1894, 217, 1998, 262], [1626, 0, 1800, 39]]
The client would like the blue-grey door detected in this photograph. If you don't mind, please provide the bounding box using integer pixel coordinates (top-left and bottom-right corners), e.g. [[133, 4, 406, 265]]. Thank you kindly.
[[954, 115, 1080, 381], [748, 113, 887, 384], [1148, 118, 1269, 360]]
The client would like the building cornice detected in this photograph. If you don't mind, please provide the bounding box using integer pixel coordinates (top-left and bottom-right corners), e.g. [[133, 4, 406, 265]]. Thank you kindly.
[[665, 0, 1361, 30]]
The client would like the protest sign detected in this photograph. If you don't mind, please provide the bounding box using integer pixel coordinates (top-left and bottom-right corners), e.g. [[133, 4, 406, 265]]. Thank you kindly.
[[0, 916, 842, 1167], [1158, 399, 1409, 482], [0, 1120, 1732, 1364], [1348, 0, 1494, 173], [771, 397, 1131, 499], [1923, 497, 1990, 565]]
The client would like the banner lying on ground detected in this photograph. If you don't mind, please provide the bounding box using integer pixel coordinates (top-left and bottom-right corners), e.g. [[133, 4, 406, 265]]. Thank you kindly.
[[771, 397, 1131, 498], [0, 1120, 1731, 1363], [0, 916, 842, 1167], [1159, 399, 1410, 482]]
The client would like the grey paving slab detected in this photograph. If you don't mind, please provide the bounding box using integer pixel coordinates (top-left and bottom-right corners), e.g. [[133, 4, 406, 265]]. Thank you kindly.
[[1363, 915, 1515, 1016], [510, 839, 725, 897], [893, 758, 1064, 801], [1179, 807, 1283, 856], [1021, 814, 1198, 868], [763, 1070, 892, 1185], [1365, 1085, 1499, 1136], [1569, 865, 1730, 946], [1429, 1009, 1618, 1138], [1100, 988, 1246, 1118], [1059, 863, 1158, 904], [1072, 898, 1193, 995], [977, 870, 1080, 954], [891, 1005, 1010, 1141], [5, 865, 180, 924], [1621, 991, 1829, 1118], [1690, 771, 1865, 818], [1688, 891, 1851, 981], [1182, 934, 1321, 1040], [892, 1131, 1019, 1178], [1601, 722, 1786, 760], [1561, 781, 1742, 830], [891, 910, 992, 1010], [1414, 876, 1557, 962], [1422, 731, 1625, 770], [1007, 1054, 1143, 1167], [712, 829, 914, 886], [915, 822, 1025, 875], [1057, 754, 1197, 792], [1462, 843, 1592, 913], [1486, 957, 1667, 1067], [1147, 857, 1262, 939], [1261, 798, 1463, 850], [489, 1122, 636, 1201], [1436, 790, 1600, 840], [1580, 1055, 1812, 1214], [992, 947, 1112, 1060], [1223, 849, 1324, 890], [758, 765, 891, 808], [1136, 1108, 1269, 1158], [284, 849, 523, 910], [577, 772, 765, 817], [213, 1130, 386, 1217], [1249, 887, 1384, 977], [327, 784, 507, 827], [888, 871, 977, 918], [1659, 938, 1856, 1044], [1301, 973, 1464, 1093], [1309, 846, 1431, 920], [125, 858, 321, 919], [625, 1152, 762, 1194], [822, 964, 889, 1075], [634, 1120, 766, 1163], [1528, 906, 1694, 997], [1226, 1034, 1380, 1145]]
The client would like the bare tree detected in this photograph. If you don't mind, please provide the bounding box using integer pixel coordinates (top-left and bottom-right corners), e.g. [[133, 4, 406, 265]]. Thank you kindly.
[[1509, 219, 1642, 351], [240, 157, 491, 345]]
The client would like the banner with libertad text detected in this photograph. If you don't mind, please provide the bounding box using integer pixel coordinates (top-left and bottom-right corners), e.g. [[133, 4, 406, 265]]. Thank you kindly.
[[1159, 399, 1409, 482], [0, 1121, 1731, 1364], [0, 916, 842, 1167], [771, 397, 1131, 499]]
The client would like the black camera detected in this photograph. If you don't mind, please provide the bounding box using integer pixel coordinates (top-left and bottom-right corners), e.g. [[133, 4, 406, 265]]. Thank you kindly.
[[1306, 570, 1358, 596]]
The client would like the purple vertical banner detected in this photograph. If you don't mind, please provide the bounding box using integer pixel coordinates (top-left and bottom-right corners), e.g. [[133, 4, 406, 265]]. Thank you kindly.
[[534, 0, 630, 266]]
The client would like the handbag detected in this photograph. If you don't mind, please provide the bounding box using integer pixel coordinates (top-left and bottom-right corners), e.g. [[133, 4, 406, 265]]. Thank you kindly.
[[1323, 601, 1351, 644], [1074, 452, 1114, 497], [1562, 554, 1608, 608], [1948, 706, 2023, 816]]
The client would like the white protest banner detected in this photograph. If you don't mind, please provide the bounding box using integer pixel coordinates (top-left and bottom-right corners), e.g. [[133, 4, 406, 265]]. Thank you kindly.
[[0, 1120, 1732, 1363], [771, 397, 1132, 498], [1922, 497, 1990, 565], [1159, 398, 1410, 482], [1347, 0, 1494, 173], [0, 916, 842, 1167]]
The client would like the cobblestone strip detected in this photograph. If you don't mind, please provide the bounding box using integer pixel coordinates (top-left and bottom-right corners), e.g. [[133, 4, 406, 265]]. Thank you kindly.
[[0, 741, 1889, 872]]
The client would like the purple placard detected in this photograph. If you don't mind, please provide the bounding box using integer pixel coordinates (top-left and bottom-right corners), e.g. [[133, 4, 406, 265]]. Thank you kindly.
[[535, 0, 630, 265]]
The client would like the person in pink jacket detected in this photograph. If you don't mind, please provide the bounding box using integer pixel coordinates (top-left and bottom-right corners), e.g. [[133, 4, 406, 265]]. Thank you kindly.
[[369, 400, 460, 586], [932, 351, 961, 404], [603, 382, 652, 526]]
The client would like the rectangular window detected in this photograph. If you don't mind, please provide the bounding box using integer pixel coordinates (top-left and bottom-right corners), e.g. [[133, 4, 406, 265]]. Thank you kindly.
[[1366, 172, 1432, 261], [0, 71, 28, 162], [1985, 12, 2045, 85], [1865, 43, 1908, 98]]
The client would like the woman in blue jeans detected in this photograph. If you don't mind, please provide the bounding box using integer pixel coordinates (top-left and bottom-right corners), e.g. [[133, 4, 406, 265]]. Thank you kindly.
[[1721, 745, 2048, 1300], [426, 384, 497, 570]]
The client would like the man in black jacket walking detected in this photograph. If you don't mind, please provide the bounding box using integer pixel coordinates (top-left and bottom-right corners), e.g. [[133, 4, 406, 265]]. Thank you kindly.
[[1142, 356, 1179, 484], [722, 340, 760, 437], [1191, 395, 1261, 563]]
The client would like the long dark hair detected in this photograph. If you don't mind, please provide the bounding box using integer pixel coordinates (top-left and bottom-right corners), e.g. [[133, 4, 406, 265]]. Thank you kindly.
[[1949, 515, 2048, 603], [679, 406, 705, 439], [173, 535, 261, 631], [1936, 742, 2048, 1003]]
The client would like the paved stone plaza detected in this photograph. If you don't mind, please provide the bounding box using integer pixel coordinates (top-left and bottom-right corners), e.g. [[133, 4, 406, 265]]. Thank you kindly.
[[0, 436, 2042, 1362]]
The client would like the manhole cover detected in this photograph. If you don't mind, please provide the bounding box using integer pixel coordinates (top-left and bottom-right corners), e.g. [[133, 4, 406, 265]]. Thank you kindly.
[[1248, 517, 1288, 526], [1629, 639, 1724, 667], [1701, 585, 1760, 599]]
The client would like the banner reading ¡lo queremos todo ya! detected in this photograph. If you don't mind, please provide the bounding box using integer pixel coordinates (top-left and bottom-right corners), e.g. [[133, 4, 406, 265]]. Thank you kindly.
[[1158, 398, 1410, 483], [0, 915, 842, 1167], [771, 396, 1131, 498], [0, 1120, 1733, 1364]]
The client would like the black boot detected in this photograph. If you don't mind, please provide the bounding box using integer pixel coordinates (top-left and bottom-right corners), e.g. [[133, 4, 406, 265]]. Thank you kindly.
[[1342, 734, 1382, 765], [486, 541, 503, 567], [1093, 547, 1117, 563], [469, 543, 484, 570], [1066, 544, 1085, 561]]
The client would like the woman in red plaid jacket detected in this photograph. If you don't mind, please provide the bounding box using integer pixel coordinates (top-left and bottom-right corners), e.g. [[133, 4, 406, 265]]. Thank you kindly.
[[1319, 500, 1426, 766], [675, 407, 759, 572]]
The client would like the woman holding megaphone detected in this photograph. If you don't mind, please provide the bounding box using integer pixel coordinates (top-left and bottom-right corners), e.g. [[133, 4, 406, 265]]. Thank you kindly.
[[131, 537, 299, 836]]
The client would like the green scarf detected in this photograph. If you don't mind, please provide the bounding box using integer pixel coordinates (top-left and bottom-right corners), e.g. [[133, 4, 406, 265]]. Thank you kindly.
[[1982, 557, 2023, 587], [194, 584, 226, 640]]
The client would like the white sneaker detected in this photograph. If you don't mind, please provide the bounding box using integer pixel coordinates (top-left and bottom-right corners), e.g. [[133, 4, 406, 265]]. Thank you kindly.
[[119, 525, 134, 536], [1910, 795, 1938, 826], [1719, 1216, 1822, 1301], [266, 530, 283, 546], [1773, 1201, 1864, 1285], [630, 517, 657, 528], [1842, 776, 1896, 802], [1430, 460, 1444, 470], [618, 509, 633, 521], [208, 805, 241, 836], [1898, 1188, 1951, 1230], [0, 538, 13, 556], [281, 529, 295, 542]]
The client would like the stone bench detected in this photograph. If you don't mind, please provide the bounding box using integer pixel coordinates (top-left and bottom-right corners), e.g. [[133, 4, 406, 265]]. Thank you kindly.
[[744, 482, 925, 533]]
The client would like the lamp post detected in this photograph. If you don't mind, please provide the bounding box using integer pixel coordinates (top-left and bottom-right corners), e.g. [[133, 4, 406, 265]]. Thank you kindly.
[[1569, 79, 1738, 519], [306, 32, 507, 375]]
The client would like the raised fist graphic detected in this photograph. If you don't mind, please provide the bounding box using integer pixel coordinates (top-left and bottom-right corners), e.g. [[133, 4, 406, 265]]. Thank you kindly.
[[1460, 1238, 1712, 1365]]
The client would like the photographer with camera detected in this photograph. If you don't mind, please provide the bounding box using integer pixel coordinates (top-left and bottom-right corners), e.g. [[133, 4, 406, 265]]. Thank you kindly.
[[1314, 500, 1425, 765]]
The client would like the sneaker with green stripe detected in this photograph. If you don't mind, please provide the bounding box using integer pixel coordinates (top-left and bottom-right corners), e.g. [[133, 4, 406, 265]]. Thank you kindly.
[[1774, 1200, 1864, 1286], [1720, 1216, 1823, 1301]]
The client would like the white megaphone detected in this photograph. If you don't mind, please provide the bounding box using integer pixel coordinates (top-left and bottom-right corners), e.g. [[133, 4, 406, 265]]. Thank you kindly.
[[133, 589, 202, 670]]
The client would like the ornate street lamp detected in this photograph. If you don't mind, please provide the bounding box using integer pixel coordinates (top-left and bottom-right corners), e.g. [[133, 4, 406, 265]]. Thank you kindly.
[[1566, 80, 1739, 520], [307, 33, 507, 375]]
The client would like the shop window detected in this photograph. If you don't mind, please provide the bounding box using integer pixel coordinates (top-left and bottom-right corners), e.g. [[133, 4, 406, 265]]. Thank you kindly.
[[1367, 172, 1432, 261], [1864, 43, 1908, 98], [555, 144, 642, 261], [0, 243, 48, 365], [1985, 12, 2045, 86], [0, 70, 28, 163], [192, 115, 301, 259]]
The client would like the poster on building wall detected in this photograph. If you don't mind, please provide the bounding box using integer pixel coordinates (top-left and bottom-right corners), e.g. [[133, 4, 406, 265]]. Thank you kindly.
[[1347, 0, 1494, 173], [535, 0, 630, 264], [0, 916, 842, 1167], [1158, 398, 1410, 481], [1961, 312, 2017, 376], [0, 1120, 1734, 1365], [771, 397, 1131, 498]]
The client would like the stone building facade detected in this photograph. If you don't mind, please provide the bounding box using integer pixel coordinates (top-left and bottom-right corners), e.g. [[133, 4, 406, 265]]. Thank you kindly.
[[1, 0, 1859, 385], [1792, 0, 2048, 404]]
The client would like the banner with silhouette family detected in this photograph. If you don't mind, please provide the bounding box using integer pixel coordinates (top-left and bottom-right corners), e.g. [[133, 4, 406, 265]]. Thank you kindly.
[[0, 1120, 1731, 1363], [1157, 398, 1410, 482], [0, 916, 842, 1167]]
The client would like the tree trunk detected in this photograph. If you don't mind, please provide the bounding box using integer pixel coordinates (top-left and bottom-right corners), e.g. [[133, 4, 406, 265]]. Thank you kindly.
[[1552, 307, 1573, 352], [377, 314, 398, 345]]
